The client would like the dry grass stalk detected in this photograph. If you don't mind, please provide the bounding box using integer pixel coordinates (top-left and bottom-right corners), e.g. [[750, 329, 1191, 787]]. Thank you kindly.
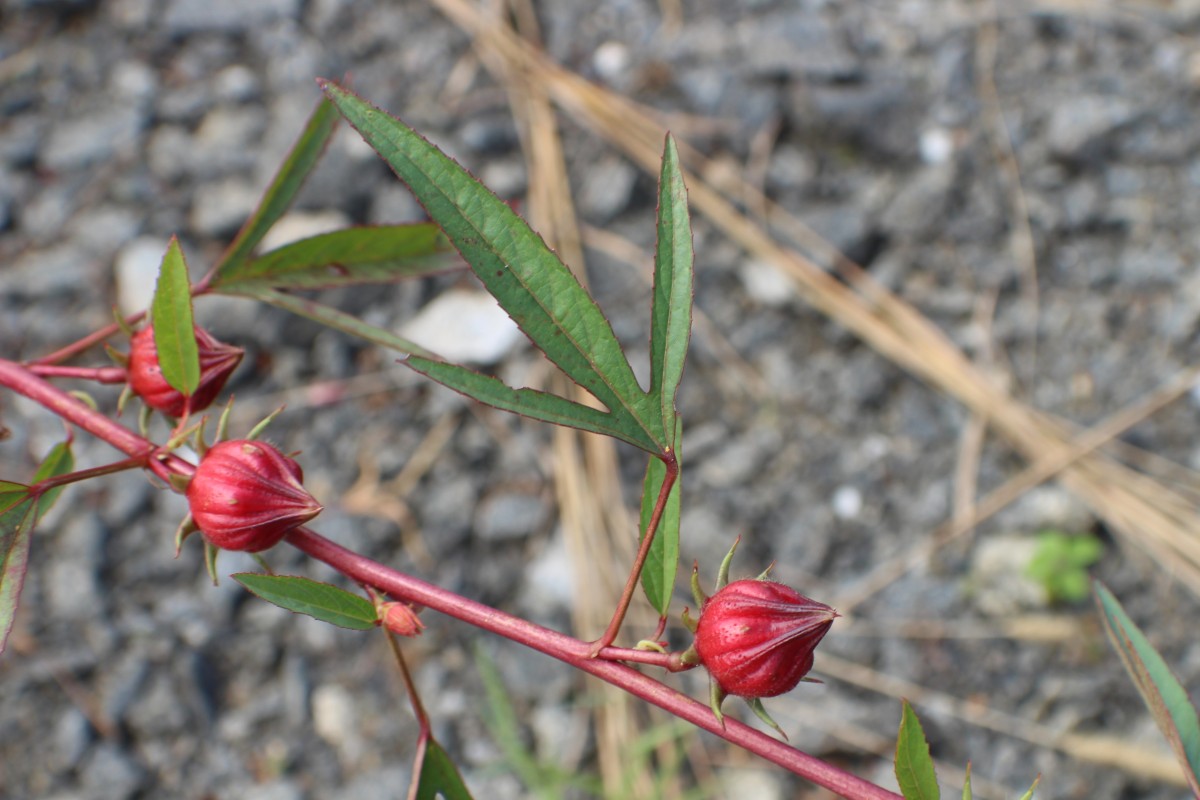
[[431, 0, 1200, 601]]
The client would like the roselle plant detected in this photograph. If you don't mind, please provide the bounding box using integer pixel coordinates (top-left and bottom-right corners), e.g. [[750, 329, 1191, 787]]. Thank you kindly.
[[2, 81, 1197, 799]]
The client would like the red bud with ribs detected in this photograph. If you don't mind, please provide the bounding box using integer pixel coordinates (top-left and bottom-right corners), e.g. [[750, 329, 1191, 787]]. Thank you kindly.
[[128, 325, 242, 416], [694, 578, 837, 699], [187, 440, 323, 552]]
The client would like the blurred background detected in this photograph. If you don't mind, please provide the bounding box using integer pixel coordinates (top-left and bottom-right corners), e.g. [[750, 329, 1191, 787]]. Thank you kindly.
[[3, 1, 1200, 797]]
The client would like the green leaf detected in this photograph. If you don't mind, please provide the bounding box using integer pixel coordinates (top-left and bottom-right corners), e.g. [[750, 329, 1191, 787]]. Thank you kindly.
[[649, 134, 693, 447], [406, 356, 659, 452], [151, 236, 200, 397], [32, 440, 74, 518], [410, 737, 476, 800], [212, 224, 458, 291], [233, 574, 377, 630], [961, 763, 971, 800], [212, 96, 340, 282], [1016, 776, 1040, 800], [638, 422, 682, 616], [895, 700, 940, 800], [0, 481, 29, 516], [226, 285, 437, 359], [1094, 581, 1200, 794], [320, 81, 666, 453], [0, 491, 37, 655]]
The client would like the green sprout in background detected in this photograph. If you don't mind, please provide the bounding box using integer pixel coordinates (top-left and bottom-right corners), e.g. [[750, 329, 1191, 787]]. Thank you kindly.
[[1025, 530, 1106, 605]]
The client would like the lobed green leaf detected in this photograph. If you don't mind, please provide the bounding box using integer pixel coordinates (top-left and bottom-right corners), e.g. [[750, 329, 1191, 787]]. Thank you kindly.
[[638, 421, 682, 616], [406, 356, 660, 452], [233, 574, 377, 630], [649, 134, 693, 448], [212, 224, 458, 292], [320, 81, 668, 454], [224, 285, 436, 359], [1094, 581, 1200, 794], [895, 700, 940, 800], [212, 97, 340, 282], [152, 237, 200, 397]]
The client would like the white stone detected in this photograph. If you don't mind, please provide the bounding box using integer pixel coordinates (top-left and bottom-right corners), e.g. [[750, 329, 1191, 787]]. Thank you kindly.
[[740, 258, 794, 306], [593, 41, 631, 81], [919, 126, 955, 164], [832, 485, 863, 520], [258, 211, 351, 252], [399, 289, 522, 365], [115, 236, 171, 316]]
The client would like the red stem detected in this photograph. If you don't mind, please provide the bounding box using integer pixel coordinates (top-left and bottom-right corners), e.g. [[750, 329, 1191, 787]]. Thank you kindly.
[[25, 365, 128, 384], [288, 527, 899, 799], [591, 454, 678, 655], [0, 357, 900, 799]]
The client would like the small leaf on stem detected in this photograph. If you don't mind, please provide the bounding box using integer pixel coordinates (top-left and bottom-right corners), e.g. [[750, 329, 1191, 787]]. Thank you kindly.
[[151, 237, 200, 397], [234, 574, 377, 630], [895, 699, 940, 800]]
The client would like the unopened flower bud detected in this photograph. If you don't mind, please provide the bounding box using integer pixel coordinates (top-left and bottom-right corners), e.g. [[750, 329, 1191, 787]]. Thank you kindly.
[[378, 601, 425, 637], [128, 325, 243, 416], [187, 440, 323, 552], [694, 579, 836, 699]]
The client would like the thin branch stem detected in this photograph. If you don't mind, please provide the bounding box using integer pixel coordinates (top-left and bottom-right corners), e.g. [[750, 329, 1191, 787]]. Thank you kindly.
[[288, 526, 898, 799], [590, 453, 678, 655], [25, 365, 128, 384]]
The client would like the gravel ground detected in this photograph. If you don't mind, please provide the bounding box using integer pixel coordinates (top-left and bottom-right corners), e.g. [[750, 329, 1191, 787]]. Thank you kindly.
[[4, 1, 1200, 798]]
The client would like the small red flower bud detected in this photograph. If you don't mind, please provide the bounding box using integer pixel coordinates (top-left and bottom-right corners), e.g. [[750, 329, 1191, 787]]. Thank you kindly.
[[694, 579, 837, 699], [377, 601, 425, 637], [187, 440, 323, 552], [128, 325, 243, 416]]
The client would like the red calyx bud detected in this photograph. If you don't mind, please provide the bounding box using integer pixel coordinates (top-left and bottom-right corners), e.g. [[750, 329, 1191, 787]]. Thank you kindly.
[[694, 579, 837, 699], [128, 325, 243, 416], [186, 440, 323, 552], [377, 601, 425, 637]]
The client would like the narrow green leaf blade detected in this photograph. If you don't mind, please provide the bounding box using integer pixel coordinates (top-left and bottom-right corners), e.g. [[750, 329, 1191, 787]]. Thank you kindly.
[[649, 134, 693, 446], [961, 763, 971, 800], [406, 356, 659, 452], [32, 440, 75, 518], [0, 493, 37, 655], [895, 700, 940, 800], [0, 481, 29, 516], [411, 737, 476, 800], [225, 285, 436, 357], [212, 224, 458, 291], [233, 574, 377, 630], [320, 81, 665, 451], [151, 237, 200, 396], [212, 96, 340, 281], [1016, 776, 1041, 800], [639, 423, 681, 616], [1094, 581, 1200, 793]]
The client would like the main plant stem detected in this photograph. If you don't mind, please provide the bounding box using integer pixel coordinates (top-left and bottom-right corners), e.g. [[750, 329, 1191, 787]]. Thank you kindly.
[[0, 358, 900, 800]]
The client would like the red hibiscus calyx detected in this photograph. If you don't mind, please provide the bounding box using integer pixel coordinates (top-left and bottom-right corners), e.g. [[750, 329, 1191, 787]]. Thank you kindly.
[[186, 439, 323, 553], [127, 324, 243, 417], [684, 537, 837, 737]]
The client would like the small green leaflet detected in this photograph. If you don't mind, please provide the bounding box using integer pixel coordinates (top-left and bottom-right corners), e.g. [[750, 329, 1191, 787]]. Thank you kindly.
[[409, 737, 475, 800], [233, 574, 377, 630], [211, 96, 341, 282], [1, 440, 76, 654], [638, 421, 681, 616], [1094, 581, 1200, 794], [151, 237, 200, 397], [649, 134, 693, 448], [895, 700, 940, 800], [211, 224, 458, 292]]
